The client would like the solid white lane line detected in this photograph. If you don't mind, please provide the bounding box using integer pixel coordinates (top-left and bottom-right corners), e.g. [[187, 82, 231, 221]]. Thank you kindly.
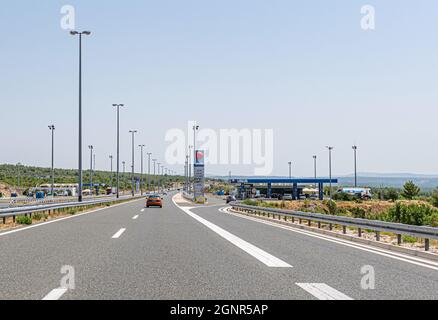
[[132, 215, 139, 220], [172, 199, 291, 268], [222, 207, 438, 271], [296, 283, 353, 300], [42, 288, 68, 300], [112, 228, 126, 239], [141, 209, 145, 212]]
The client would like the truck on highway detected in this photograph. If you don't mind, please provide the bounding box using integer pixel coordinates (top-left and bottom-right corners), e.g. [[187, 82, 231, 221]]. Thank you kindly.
[[337, 187, 372, 200]]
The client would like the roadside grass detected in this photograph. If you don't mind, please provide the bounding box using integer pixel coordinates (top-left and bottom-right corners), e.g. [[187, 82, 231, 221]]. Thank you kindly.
[[16, 216, 32, 225]]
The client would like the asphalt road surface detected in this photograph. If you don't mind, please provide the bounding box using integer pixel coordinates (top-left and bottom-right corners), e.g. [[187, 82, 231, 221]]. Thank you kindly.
[[0, 192, 438, 300]]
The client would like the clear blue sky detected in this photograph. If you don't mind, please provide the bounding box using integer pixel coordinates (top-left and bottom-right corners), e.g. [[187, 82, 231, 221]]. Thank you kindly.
[[1, 1, 437, 176]]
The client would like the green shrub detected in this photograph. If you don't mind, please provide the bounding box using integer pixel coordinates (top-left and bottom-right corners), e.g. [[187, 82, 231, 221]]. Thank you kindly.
[[242, 199, 258, 206], [32, 213, 44, 221], [350, 207, 367, 219], [402, 235, 417, 243], [324, 200, 337, 215], [332, 192, 355, 201], [426, 213, 438, 228], [402, 181, 420, 200], [431, 188, 438, 208], [16, 216, 32, 225], [384, 188, 400, 201], [387, 202, 437, 226]]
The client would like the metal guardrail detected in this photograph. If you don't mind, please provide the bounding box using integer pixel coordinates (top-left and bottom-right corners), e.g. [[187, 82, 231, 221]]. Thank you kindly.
[[0, 195, 144, 223], [230, 202, 438, 251]]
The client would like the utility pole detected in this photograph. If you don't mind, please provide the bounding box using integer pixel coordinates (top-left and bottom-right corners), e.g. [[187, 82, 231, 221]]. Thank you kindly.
[[48, 125, 55, 196], [288, 161, 292, 179], [192, 124, 200, 196], [152, 159, 157, 193], [109, 155, 113, 193], [157, 163, 161, 194], [326, 146, 334, 200], [138, 145, 145, 195], [129, 130, 138, 196], [352, 145, 358, 187], [113, 104, 124, 198], [16, 163, 21, 195], [70, 30, 91, 202], [88, 145, 94, 196], [147, 152, 152, 193]]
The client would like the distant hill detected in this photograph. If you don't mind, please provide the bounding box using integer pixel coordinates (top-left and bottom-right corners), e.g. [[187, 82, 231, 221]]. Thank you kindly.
[[209, 174, 438, 191]]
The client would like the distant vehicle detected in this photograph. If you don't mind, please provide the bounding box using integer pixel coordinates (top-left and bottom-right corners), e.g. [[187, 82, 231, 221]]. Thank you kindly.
[[283, 194, 293, 200], [146, 195, 163, 208], [10, 193, 18, 198], [35, 191, 45, 199], [338, 188, 372, 200], [226, 195, 236, 204]]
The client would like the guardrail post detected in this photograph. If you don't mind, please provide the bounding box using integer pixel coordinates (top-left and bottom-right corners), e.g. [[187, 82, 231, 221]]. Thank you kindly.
[[376, 232, 380, 241], [329, 224, 333, 231], [318, 222, 321, 229], [342, 226, 346, 234], [397, 234, 402, 246], [358, 228, 362, 237], [425, 239, 430, 251], [291, 217, 295, 223], [13, 215, 16, 223], [2, 217, 5, 224], [308, 220, 311, 227]]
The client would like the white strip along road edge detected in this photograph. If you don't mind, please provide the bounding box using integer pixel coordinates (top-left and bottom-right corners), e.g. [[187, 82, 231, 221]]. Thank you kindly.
[[172, 196, 291, 268], [220, 206, 438, 272], [42, 288, 68, 300], [296, 283, 353, 300]]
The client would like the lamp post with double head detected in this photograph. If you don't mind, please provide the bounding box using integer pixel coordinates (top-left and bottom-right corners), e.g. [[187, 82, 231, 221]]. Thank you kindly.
[[70, 30, 91, 202]]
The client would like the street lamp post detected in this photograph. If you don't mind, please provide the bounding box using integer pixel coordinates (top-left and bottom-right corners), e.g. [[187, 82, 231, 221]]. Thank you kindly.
[[188, 145, 193, 193], [326, 146, 334, 200], [48, 125, 55, 196], [288, 162, 292, 179], [157, 162, 161, 194], [192, 124, 200, 196], [16, 163, 21, 195], [113, 104, 124, 198], [352, 145, 358, 188], [70, 30, 91, 202], [109, 155, 113, 192], [152, 159, 157, 193], [88, 145, 94, 196], [147, 153, 152, 192], [129, 130, 138, 196], [139, 144, 145, 195]]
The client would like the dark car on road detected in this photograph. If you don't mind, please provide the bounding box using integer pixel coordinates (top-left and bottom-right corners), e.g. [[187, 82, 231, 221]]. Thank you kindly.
[[226, 195, 236, 204]]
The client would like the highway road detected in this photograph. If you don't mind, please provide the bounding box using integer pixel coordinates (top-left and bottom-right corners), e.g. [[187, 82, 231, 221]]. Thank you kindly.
[[0, 192, 438, 300]]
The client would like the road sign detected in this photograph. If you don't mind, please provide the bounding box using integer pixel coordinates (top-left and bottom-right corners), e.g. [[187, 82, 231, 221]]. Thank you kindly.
[[194, 150, 205, 203]]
